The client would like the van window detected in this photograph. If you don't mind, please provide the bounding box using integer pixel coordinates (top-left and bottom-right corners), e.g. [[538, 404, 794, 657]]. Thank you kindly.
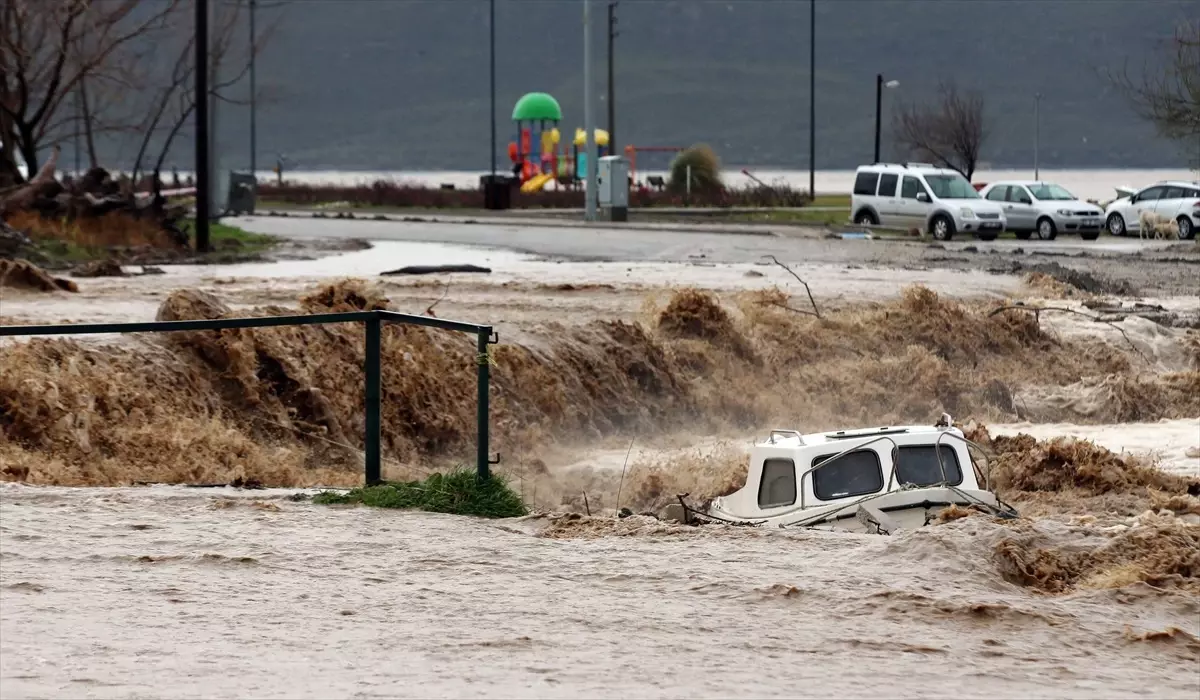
[[901, 176, 924, 200], [877, 173, 898, 196], [758, 458, 797, 508], [925, 174, 980, 199], [853, 172, 880, 196], [811, 450, 883, 501]]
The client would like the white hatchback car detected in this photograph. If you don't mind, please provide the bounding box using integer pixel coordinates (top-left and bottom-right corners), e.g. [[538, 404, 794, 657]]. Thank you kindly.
[[978, 181, 1104, 241], [1104, 181, 1200, 240], [850, 163, 1006, 240]]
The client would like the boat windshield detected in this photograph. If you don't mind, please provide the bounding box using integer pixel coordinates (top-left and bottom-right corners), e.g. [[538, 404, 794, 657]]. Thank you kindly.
[[925, 174, 979, 200], [895, 445, 963, 486], [1028, 183, 1076, 201]]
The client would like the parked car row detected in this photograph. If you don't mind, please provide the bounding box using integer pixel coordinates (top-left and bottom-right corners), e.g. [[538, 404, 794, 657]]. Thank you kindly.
[[849, 162, 1198, 241], [1101, 181, 1199, 240]]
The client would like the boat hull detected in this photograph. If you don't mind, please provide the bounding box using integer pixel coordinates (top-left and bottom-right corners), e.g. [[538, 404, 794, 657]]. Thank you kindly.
[[704, 487, 1000, 533]]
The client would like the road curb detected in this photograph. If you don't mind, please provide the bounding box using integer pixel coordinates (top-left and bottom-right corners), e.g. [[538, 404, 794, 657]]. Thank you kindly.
[[251, 208, 812, 238]]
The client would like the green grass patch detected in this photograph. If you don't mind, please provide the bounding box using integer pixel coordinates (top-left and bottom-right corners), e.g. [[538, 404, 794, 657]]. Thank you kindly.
[[185, 219, 278, 254], [721, 208, 850, 226], [810, 193, 850, 207], [312, 469, 528, 518]]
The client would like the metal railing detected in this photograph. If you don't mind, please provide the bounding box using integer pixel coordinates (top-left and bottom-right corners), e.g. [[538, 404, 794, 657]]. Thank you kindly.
[[0, 310, 499, 485]]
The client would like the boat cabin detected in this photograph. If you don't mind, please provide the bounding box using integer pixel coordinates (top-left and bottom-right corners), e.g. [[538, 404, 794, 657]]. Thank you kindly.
[[715, 424, 985, 518]]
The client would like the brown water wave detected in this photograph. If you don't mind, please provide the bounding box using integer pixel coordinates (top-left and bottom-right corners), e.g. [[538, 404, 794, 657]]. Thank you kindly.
[[1, 484, 1196, 698], [3, 281, 1195, 490]]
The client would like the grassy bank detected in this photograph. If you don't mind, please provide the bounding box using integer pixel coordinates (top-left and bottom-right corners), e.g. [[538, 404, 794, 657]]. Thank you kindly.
[[5, 211, 279, 267], [312, 470, 527, 518]]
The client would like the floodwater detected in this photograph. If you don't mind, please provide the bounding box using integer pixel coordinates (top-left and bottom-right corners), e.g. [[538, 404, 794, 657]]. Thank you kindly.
[[1, 483, 1198, 699]]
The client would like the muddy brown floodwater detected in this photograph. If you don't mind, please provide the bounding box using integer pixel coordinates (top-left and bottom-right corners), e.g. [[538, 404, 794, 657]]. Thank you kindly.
[[1, 485, 1197, 700]]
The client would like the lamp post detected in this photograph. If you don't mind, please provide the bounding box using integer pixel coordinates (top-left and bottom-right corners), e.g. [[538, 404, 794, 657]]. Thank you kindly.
[[249, 0, 256, 180], [583, 0, 597, 222], [195, 0, 210, 252], [490, 0, 496, 178], [873, 73, 899, 164], [1034, 92, 1042, 180], [808, 0, 815, 198]]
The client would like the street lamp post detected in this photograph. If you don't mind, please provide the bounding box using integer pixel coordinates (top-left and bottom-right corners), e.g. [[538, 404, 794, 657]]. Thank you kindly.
[[808, 0, 815, 198], [873, 73, 899, 164], [490, 0, 496, 178], [249, 0, 256, 180], [1034, 92, 1042, 180], [583, 0, 597, 222]]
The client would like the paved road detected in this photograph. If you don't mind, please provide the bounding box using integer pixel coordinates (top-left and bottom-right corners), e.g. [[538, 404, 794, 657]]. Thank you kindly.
[[234, 215, 1186, 265]]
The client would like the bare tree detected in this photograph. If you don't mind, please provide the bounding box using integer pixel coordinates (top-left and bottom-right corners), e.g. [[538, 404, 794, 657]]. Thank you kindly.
[[133, 0, 279, 183], [892, 81, 987, 180], [0, 0, 183, 181], [1104, 20, 1200, 167]]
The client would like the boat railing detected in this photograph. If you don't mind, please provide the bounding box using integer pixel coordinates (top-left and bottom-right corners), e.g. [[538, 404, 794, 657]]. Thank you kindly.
[[767, 429, 805, 445], [796, 435, 901, 510], [932, 430, 991, 491]]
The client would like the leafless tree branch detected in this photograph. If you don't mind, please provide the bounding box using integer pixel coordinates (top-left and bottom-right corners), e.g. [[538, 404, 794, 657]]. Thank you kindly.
[[762, 255, 821, 318], [892, 80, 987, 180]]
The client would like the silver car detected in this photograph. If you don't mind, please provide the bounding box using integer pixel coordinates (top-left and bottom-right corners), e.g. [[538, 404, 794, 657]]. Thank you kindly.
[[979, 181, 1104, 240]]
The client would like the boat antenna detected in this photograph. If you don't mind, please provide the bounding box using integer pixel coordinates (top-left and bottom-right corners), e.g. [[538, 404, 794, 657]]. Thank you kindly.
[[614, 437, 636, 515]]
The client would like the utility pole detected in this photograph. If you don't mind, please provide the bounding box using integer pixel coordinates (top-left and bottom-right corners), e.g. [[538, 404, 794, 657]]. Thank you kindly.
[[1034, 92, 1041, 180], [74, 86, 81, 175], [808, 0, 815, 198], [607, 1, 617, 154], [195, 0, 210, 252], [249, 0, 257, 179], [490, 0, 496, 178], [873, 73, 882, 164], [583, 0, 597, 222]]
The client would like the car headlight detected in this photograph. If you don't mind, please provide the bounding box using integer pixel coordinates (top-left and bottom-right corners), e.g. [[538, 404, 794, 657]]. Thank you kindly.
[[959, 208, 975, 218], [1057, 209, 1073, 216]]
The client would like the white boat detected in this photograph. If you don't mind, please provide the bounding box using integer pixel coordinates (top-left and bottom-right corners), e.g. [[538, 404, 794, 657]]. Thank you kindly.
[[670, 414, 1016, 534]]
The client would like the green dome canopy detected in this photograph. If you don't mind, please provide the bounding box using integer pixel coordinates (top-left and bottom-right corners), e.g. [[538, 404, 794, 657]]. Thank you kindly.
[[511, 92, 562, 122]]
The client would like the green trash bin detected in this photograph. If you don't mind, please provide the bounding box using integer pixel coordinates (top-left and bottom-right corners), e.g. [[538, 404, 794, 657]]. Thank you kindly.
[[226, 171, 257, 215]]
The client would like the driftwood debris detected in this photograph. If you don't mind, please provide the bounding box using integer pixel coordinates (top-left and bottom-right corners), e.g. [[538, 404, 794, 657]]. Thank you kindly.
[[380, 264, 492, 276]]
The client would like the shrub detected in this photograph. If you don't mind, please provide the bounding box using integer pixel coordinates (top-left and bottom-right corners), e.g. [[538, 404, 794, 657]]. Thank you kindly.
[[312, 469, 528, 518], [668, 144, 722, 194]]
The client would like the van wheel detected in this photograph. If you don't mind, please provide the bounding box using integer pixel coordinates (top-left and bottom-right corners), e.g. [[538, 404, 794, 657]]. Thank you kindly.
[[976, 231, 998, 241], [1080, 230, 1100, 241], [1015, 231, 1033, 240], [1036, 217, 1058, 240], [854, 210, 878, 226], [931, 215, 954, 241]]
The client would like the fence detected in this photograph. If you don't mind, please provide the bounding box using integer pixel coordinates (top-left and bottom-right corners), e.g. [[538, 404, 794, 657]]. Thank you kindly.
[[0, 310, 499, 485]]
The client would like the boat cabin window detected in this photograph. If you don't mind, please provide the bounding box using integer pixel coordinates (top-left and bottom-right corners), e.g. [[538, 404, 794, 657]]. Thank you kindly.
[[811, 450, 884, 501], [757, 458, 797, 508], [895, 445, 963, 486]]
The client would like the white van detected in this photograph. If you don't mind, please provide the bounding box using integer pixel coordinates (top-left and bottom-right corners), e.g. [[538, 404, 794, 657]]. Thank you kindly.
[[850, 163, 1006, 241]]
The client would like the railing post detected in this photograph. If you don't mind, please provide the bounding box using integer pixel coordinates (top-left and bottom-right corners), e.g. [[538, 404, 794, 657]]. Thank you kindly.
[[364, 315, 382, 486], [476, 327, 493, 481]]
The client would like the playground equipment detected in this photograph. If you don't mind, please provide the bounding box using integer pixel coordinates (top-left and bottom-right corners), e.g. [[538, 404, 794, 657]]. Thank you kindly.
[[622, 145, 685, 184], [508, 91, 613, 194], [509, 92, 563, 194]]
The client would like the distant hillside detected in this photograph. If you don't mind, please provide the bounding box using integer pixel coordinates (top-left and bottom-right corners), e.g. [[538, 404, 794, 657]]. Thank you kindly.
[[88, 0, 1200, 174]]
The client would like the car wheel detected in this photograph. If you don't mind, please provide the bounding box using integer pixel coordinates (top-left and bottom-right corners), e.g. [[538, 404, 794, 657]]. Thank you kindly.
[[931, 215, 954, 241], [1107, 213, 1126, 237], [1080, 230, 1100, 241], [1015, 230, 1032, 240], [854, 210, 878, 226], [1177, 216, 1196, 240], [976, 231, 998, 241], [1036, 217, 1058, 240]]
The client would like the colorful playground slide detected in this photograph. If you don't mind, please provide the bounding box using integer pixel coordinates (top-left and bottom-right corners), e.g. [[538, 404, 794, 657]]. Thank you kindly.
[[520, 172, 555, 193]]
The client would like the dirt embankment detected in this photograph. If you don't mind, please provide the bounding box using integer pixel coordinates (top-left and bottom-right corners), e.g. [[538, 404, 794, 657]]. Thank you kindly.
[[1, 281, 1196, 490]]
